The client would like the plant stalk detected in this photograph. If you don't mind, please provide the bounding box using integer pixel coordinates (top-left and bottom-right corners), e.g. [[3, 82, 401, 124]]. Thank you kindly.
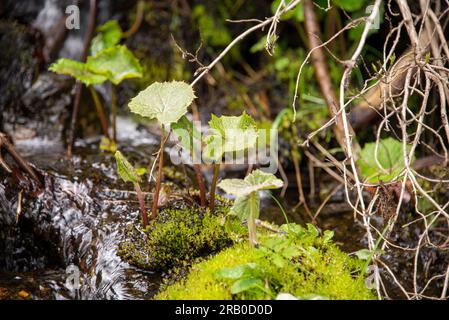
[[193, 164, 207, 207], [209, 163, 220, 212], [111, 84, 118, 143], [89, 86, 110, 140], [248, 192, 258, 247], [134, 182, 148, 228], [152, 125, 165, 219]]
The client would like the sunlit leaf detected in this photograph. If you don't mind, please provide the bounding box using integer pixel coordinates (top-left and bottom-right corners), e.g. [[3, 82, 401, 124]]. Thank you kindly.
[[218, 169, 283, 197], [357, 137, 414, 183], [128, 81, 195, 125], [49, 58, 107, 86], [204, 112, 258, 161], [87, 45, 143, 85], [115, 151, 141, 184], [90, 20, 123, 56]]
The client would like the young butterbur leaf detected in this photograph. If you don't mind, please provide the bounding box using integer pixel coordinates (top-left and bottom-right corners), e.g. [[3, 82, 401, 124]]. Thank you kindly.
[[87, 45, 143, 85], [357, 137, 415, 183], [204, 112, 258, 161], [90, 20, 123, 56], [115, 151, 141, 184], [128, 81, 195, 125], [218, 169, 283, 197], [49, 58, 107, 86]]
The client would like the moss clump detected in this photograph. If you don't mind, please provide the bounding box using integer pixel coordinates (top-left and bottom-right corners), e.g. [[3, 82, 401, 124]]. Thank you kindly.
[[156, 223, 375, 300], [118, 200, 245, 271]]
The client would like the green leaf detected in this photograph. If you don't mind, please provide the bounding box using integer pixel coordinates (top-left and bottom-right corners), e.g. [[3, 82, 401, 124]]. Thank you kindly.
[[87, 45, 142, 85], [204, 112, 258, 161], [115, 151, 141, 184], [90, 20, 123, 56], [128, 81, 195, 125], [218, 169, 283, 197], [172, 115, 201, 154], [49, 58, 107, 86], [230, 193, 260, 221], [357, 137, 414, 183], [215, 263, 259, 280], [354, 249, 372, 260], [230, 277, 264, 294], [333, 0, 367, 12]]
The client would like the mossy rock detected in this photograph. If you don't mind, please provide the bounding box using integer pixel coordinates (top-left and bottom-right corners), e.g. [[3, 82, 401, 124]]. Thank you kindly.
[[156, 223, 375, 300], [118, 200, 246, 271]]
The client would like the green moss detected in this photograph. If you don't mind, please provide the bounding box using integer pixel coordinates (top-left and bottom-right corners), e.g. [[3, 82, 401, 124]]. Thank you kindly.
[[156, 224, 375, 300], [118, 200, 246, 271]]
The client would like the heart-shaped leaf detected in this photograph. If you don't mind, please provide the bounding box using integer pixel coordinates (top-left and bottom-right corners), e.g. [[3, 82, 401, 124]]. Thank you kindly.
[[49, 58, 107, 86], [115, 151, 141, 184], [357, 137, 414, 183], [204, 112, 258, 161], [90, 20, 123, 56], [128, 81, 195, 125], [218, 169, 283, 197], [87, 45, 142, 85]]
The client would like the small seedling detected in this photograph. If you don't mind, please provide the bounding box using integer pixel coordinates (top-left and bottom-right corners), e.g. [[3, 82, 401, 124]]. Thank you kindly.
[[218, 169, 283, 246], [115, 150, 148, 228], [50, 20, 143, 151], [204, 112, 258, 212], [128, 81, 195, 218]]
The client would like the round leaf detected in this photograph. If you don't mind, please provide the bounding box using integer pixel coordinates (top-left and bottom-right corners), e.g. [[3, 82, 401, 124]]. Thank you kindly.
[[218, 169, 284, 197], [128, 81, 195, 125]]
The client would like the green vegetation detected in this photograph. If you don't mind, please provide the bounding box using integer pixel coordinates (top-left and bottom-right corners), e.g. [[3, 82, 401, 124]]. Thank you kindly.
[[128, 81, 195, 218], [204, 112, 259, 212], [218, 170, 283, 246], [50, 20, 143, 150], [357, 138, 415, 183], [115, 151, 148, 228], [118, 199, 246, 271], [156, 223, 375, 300]]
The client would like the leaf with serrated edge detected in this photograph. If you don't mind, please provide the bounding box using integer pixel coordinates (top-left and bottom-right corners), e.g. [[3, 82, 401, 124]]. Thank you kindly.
[[128, 81, 195, 125], [218, 169, 283, 197], [204, 112, 258, 161]]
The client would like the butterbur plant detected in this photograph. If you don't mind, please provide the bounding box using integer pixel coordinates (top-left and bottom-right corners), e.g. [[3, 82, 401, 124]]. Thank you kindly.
[[218, 169, 283, 246], [115, 151, 148, 228], [50, 20, 143, 151], [128, 81, 195, 218], [172, 115, 207, 207], [204, 112, 258, 212]]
